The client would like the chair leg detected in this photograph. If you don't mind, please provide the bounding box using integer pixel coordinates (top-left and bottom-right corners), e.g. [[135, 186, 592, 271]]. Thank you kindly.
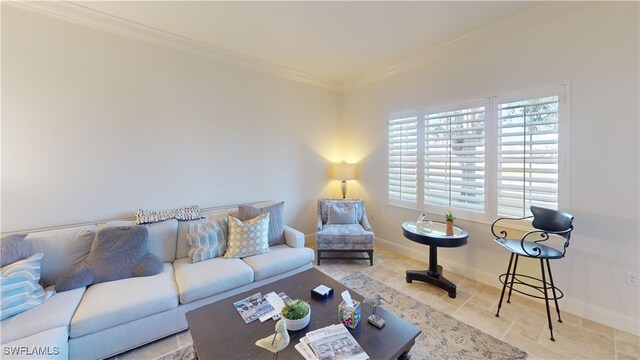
[[507, 255, 520, 303], [546, 259, 562, 323], [540, 259, 555, 341], [368, 250, 374, 266], [317, 250, 322, 266], [496, 253, 514, 318]]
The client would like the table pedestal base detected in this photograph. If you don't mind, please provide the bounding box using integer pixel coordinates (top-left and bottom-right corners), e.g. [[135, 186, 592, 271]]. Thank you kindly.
[[406, 265, 457, 298]]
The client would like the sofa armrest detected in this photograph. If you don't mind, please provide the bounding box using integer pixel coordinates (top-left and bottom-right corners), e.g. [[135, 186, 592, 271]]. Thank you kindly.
[[316, 214, 323, 232], [283, 225, 305, 248]]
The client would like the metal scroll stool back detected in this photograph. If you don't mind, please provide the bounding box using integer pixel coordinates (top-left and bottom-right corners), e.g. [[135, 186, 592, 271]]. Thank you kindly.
[[492, 206, 574, 341]]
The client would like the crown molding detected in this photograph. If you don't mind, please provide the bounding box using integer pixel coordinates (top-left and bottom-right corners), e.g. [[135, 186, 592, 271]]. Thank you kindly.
[[343, 2, 591, 92], [3, 1, 343, 92]]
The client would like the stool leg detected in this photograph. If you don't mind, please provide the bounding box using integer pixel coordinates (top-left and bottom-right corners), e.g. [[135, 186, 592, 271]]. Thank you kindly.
[[496, 253, 514, 318], [507, 255, 520, 303], [546, 259, 562, 323], [540, 259, 555, 341]]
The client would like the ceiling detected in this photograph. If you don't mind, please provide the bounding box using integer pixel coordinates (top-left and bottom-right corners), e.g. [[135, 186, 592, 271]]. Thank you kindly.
[[69, 1, 544, 84]]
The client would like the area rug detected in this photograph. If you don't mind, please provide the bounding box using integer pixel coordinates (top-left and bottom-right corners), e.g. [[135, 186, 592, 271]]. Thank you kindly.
[[339, 272, 527, 360]]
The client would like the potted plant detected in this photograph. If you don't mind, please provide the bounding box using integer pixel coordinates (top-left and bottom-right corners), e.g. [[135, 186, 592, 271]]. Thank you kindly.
[[281, 299, 311, 331], [444, 211, 456, 236]]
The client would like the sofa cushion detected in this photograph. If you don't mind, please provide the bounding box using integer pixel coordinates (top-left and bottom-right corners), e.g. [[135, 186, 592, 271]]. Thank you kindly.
[[105, 219, 177, 262], [238, 201, 285, 246], [224, 214, 270, 259], [69, 263, 178, 338], [1, 327, 69, 360], [1, 285, 85, 343], [55, 226, 163, 292], [27, 225, 97, 287], [1, 234, 30, 267], [173, 257, 254, 304], [242, 245, 315, 281], [1, 253, 54, 320]]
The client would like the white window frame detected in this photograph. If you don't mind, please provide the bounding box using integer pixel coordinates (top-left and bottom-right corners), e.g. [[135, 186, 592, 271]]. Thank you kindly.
[[387, 82, 571, 224]]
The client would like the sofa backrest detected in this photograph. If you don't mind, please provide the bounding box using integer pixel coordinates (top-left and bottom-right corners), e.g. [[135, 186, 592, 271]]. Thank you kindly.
[[101, 219, 178, 263], [26, 224, 97, 287]]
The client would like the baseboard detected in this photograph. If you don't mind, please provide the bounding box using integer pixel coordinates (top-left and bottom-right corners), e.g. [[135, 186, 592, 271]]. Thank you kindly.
[[374, 236, 640, 336]]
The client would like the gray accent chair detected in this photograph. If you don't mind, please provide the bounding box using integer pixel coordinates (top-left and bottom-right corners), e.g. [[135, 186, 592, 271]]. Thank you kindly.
[[315, 199, 374, 266]]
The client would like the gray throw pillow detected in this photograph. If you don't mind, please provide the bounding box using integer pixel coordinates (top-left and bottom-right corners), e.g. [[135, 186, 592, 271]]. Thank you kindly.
[[328, 203, 358, 224], [1, 234, 30, 267], [238, 201, 285, 246], [55, 226, 163, 292]]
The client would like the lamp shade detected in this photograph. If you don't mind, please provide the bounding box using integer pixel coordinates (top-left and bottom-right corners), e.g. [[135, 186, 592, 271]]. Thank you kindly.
[[334, 163, 356, 180]]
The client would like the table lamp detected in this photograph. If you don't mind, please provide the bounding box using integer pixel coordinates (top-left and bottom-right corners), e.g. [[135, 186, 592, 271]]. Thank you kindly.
[[334, 162, 356, 199]]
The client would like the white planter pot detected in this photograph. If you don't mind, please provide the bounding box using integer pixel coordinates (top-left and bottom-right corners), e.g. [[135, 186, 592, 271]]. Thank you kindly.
[[283, 308, 311, 331]]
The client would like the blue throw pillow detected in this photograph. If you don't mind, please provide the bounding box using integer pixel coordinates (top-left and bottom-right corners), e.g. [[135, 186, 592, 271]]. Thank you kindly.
[[1, 253, 54, 320]]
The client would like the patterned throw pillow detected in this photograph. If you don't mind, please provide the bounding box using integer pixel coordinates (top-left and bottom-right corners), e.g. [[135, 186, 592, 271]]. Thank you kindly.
[[186, 218, 228, 263], [224, 213, 270, 259], [1, 253, 54, 320]]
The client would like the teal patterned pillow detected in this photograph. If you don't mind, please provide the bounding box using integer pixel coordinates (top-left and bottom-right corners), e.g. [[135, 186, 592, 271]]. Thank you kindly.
[[1, 253, 54, 320], [224, 213, 270, 259], [186, 218, 228, 263]]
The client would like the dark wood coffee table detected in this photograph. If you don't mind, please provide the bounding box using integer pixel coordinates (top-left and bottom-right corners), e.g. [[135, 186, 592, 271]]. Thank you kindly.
[[186, 268, 421, 360]]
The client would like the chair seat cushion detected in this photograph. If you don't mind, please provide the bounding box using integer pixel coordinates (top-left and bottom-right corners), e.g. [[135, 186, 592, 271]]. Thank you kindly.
[[173, 257, 254, 304], [495, 238, 564, 259], [316, 224, 374, 250], [69, 263, 178, 338], [1, 286, 85, 343], [242, 245, 315, 281]]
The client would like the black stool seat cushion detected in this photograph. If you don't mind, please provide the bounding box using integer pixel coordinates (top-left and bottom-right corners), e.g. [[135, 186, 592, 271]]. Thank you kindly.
[[494, 238, 564, 259]]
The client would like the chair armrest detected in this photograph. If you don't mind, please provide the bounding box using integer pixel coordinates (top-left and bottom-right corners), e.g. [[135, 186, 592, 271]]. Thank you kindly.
[[316, 214, 323, 232], [361, 210, 372, 231], [284, 225, 305, 248], [491, 215, 533, 239]]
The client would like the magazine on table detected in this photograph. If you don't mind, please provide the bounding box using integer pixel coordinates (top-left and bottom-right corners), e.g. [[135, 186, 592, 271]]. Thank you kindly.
[[295, 324, 369, 360], [233, 291, 292, 324], [233, 292, 274, 324]]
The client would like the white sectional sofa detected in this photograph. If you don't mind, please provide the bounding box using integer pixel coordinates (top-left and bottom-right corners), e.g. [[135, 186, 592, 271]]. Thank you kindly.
[[0, 202, 314, 359]]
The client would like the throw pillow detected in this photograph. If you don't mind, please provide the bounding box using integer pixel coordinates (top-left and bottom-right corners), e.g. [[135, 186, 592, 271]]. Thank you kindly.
[[238, 201, 285, 246], [1, 234, 30, 267], [224, 214, 270, 259], [1, 253, 55, 320], [55, 226, 163, 292], [328, 203, 358, 224], [186, 217, 228, 263]]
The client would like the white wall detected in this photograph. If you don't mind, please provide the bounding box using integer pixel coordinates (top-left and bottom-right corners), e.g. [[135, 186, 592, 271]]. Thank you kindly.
[[1, 6, 342, 233], [343, 3, 640, 334]]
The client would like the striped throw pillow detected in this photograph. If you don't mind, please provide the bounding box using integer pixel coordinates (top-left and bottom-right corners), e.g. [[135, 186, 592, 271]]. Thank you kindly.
[[223, 213, 270, 259], [186, 218, 228, 263], [1, 253, 54, 320]]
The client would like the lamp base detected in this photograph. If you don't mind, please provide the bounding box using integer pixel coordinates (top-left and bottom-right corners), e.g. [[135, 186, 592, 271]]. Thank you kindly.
[[341, 180, 347, 199]]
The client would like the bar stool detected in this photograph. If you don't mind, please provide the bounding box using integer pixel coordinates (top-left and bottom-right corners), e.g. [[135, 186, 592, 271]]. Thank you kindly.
[[492, 206, 574, 341]]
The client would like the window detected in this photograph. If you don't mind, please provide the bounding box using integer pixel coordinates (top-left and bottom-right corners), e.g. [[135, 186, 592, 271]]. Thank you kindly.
[[388, 84, 569, 221], [496, 91, 563, 217], [388, 114, 418, 204], [424, 103, 486, 216]]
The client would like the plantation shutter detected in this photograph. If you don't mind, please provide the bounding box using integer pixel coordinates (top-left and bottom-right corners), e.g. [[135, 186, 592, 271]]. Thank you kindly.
[[388, 115, 418, 204], [424, 106, 485, 212], [497, 94, 560, 217]]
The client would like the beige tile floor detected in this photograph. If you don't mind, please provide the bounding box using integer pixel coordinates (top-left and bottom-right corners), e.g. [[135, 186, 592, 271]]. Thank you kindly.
[[116, 245, 639, 360]]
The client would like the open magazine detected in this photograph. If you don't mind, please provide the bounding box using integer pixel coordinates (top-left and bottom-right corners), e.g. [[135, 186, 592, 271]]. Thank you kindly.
[[233, 292, 292, 324], [295, 324, 369, 360]]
